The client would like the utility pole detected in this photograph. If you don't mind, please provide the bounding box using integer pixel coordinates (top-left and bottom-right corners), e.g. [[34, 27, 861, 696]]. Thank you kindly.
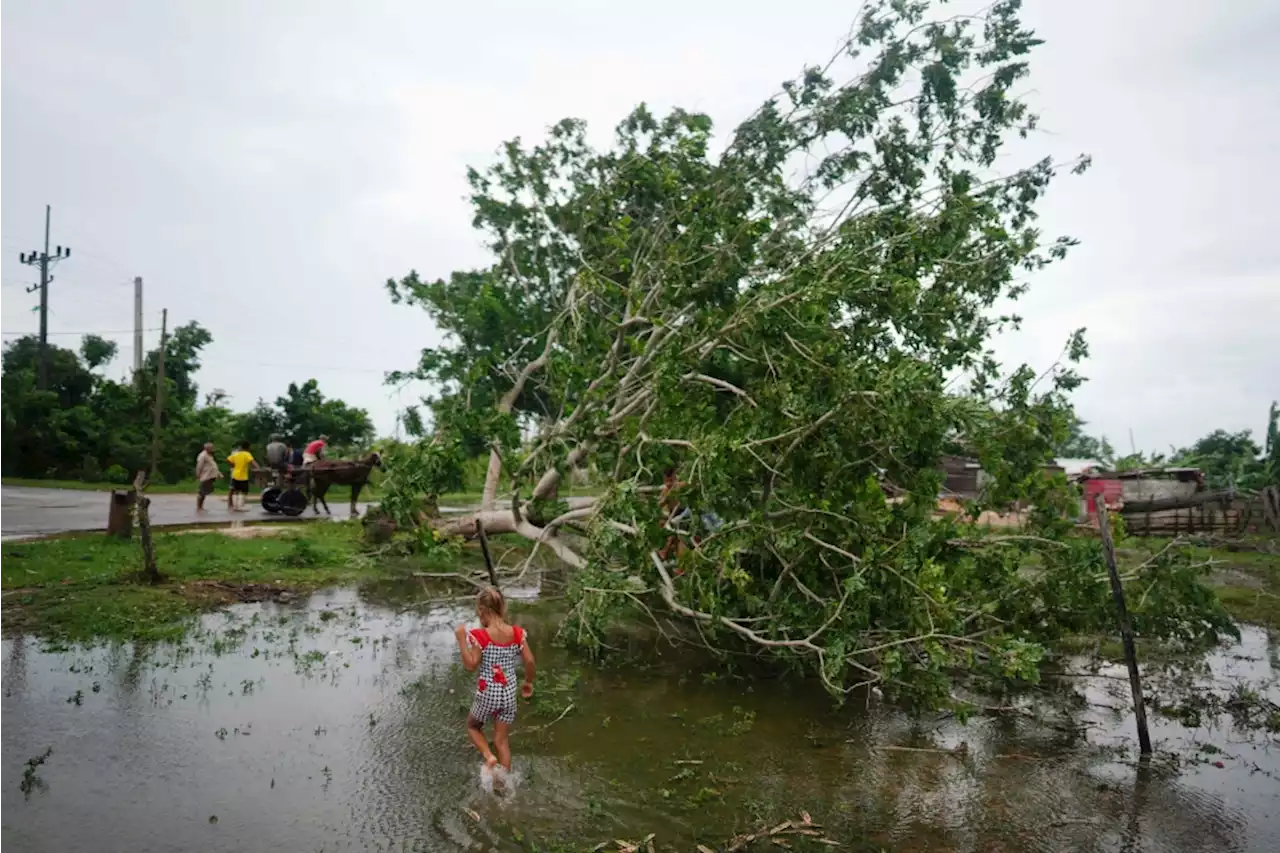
[[133, 277, 144, 380], [150, 309, 168, 480], [18, 205, 71, 390]]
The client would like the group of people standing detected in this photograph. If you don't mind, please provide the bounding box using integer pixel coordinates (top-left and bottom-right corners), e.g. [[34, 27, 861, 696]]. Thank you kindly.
[[194, 434, 330, 512]]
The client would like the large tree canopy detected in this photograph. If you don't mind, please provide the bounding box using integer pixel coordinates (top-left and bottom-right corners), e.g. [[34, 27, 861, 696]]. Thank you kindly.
[[385, 0, 1235, 706], [238, 379, 375, 450]]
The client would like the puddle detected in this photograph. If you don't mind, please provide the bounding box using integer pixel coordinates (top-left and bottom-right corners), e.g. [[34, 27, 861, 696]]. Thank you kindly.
[[2, 583, 1277, 852]]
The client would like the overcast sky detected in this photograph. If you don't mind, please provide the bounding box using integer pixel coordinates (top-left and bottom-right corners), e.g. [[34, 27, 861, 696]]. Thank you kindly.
[[3, 0, 1276, 453]]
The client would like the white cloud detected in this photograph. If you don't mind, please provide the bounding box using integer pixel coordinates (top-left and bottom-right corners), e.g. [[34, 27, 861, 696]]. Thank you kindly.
[[3, 0, 1276, 451]]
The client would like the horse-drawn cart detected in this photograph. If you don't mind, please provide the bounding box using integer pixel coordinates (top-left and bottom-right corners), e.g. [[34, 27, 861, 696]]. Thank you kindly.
[[253, 467, 313, 517], [251, 452, 383, 518]]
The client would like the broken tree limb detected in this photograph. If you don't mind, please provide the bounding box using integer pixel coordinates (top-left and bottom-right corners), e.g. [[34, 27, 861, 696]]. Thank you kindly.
[[531, 442, 594, 502], [481, 326, 561, 509]]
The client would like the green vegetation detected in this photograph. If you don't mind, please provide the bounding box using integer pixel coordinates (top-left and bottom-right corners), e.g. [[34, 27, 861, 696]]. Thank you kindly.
[[376, 0, 1249, 711], [0, 522, 458, 642], [1118, 536, 1280, 627], [2, 325, 375, 484], [1, 0, 1272, 721], [3, 476, 202, 494], [1054, 535, 1279, 662]]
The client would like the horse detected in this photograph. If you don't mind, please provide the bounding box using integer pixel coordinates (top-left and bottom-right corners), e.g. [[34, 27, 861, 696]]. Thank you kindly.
[[307, 452, 383, 517]]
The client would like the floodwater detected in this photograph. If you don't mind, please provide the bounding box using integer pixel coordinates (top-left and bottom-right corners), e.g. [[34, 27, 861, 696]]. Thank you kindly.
[[2, 581, 1277, 853]]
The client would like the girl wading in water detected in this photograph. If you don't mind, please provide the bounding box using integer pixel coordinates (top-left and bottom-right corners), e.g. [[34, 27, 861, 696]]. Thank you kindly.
[[454, 587, 535, 772]]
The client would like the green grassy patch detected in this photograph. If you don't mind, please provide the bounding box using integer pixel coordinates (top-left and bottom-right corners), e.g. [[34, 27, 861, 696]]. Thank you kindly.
[[1213, 585, 1280, 627], [3, 476, 191, 494], [0, 522, 479, 643], [1116, 535, 1280, 627]]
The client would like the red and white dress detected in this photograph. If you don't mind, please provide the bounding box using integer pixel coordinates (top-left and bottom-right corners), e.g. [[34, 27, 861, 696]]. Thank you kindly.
[[467, 626, 526, 725]]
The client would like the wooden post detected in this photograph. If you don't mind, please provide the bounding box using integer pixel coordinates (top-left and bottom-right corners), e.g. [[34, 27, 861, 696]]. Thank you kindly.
[[475, 518, 498, 588], [1262, 486, 1280, 533], [1095, 501, 1153, 755], [132, 470, 161, 585], [149, 309, 167, 479]]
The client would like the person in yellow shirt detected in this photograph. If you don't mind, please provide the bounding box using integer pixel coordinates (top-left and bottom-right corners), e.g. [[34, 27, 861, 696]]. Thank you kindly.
[[225, 441, 259, 512]]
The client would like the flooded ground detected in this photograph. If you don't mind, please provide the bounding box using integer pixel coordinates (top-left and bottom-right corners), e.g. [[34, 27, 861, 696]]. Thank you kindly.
[[3, 579, 1277, 853]]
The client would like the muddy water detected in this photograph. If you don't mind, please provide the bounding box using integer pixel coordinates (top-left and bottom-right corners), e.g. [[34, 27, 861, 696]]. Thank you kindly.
[[2, 583, 1277, 853]]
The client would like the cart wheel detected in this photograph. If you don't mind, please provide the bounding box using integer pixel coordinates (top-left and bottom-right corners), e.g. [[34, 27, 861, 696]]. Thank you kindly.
[[277, 487, 308, 517], [260, 487, 283, 513]]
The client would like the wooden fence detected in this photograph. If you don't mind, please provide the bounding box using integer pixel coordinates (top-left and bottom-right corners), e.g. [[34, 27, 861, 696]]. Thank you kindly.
[[1119, 488, 1278, 537]]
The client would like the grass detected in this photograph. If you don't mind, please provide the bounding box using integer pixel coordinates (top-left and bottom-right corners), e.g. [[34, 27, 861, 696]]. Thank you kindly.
[[1116, 534, 1280, 627], [0, 523, 417, 643], [1, 517, 542, 644], [4, 476, 195, 494], [1213, 588, 1279, 627]]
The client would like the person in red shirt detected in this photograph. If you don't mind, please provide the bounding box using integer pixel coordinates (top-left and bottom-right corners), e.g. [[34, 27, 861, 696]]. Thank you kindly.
[[454, 586, 535, 774], [302, 435, 329, 466]]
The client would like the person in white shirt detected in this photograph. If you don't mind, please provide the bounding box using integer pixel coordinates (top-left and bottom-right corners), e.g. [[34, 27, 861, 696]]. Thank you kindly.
[[195, 442, 221, 511]]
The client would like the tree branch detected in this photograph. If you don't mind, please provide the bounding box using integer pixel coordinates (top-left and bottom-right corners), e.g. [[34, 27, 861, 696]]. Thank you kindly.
[[482, 325, 559, 509]]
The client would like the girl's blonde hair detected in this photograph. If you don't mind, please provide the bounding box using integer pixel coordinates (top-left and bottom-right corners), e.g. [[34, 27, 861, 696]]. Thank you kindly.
[[477, 586, 506, 619]]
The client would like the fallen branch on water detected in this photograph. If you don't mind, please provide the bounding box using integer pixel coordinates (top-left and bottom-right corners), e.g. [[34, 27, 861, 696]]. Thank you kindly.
[[520, 702, 576, 735], [866, 744, 967, 757], [594, 812, 838, 853]]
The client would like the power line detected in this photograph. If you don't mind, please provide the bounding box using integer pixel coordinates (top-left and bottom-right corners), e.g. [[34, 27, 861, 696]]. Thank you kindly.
[[2, 327, 161, 336]]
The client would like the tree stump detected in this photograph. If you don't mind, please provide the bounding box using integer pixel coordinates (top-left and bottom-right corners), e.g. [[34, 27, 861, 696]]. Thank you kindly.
[[362, 512, 397, 545], [107, 490, 135, 539]]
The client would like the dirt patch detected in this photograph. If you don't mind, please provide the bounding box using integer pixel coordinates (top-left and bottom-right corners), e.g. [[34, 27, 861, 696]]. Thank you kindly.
[[178, 580, 298, 604]]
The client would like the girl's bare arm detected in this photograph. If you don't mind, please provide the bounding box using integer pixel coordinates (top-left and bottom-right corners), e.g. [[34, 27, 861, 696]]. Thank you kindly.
[[520, 643, 536, 695], [454, 626, 481, 671]]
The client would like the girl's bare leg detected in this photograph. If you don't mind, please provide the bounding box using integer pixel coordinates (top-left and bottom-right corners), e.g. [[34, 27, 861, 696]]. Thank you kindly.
[[493, 721, 512, 770], [466, 719, 497, 767]]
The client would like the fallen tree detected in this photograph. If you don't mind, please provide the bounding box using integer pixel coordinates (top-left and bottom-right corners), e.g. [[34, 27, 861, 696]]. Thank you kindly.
[[385, 0, 1237, 707]]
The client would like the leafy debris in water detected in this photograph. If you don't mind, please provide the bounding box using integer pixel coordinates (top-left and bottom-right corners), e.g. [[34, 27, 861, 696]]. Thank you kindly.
[[598, 813, 838, 853]]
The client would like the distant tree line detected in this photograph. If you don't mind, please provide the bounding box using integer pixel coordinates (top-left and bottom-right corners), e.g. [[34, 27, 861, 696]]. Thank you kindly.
[[1056, 404, 1280, 491], [1, 327, 374, 484]]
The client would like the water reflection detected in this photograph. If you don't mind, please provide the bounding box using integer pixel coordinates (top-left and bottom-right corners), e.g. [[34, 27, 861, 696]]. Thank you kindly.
[[1, 583, 1276, 853]]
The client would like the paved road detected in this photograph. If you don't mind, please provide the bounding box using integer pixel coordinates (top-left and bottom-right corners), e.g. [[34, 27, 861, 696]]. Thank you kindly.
[[0, 487, 599, 540], [1, 486, 370, 540]]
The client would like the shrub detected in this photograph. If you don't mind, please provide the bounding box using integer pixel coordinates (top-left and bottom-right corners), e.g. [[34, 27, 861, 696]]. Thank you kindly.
[[103, 464, 131, 485]]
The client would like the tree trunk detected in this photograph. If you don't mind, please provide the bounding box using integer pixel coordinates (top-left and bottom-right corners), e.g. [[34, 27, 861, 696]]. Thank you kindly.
[[133, 471, 162, 585], [432, 505, 590, 569], [481, 329, 560, 510], [480, 448, 504, 511]]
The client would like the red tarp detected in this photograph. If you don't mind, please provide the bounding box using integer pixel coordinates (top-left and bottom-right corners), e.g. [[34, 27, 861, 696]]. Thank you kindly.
[[1084, 478, 1124, 514]]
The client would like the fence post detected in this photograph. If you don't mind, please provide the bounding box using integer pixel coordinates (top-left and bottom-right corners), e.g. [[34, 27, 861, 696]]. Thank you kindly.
[[1095, 501, 1153, 755], [475, 518, 498, 588]]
